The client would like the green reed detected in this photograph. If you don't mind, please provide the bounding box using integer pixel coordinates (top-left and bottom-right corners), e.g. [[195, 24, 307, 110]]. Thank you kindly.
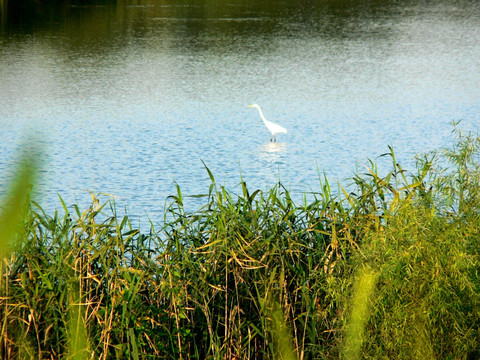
[[1, 126, 479, 359]]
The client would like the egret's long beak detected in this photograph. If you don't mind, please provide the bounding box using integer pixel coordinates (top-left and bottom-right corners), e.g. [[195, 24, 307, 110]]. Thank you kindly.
[[248, 105, 254, 108]]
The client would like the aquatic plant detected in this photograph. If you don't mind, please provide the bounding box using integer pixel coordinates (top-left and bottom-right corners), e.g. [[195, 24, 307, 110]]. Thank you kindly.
[[1, 127, 479, 359]]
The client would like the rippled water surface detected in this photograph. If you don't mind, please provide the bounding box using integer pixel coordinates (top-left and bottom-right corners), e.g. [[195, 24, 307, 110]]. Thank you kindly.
[[1, 0, 479, 226]]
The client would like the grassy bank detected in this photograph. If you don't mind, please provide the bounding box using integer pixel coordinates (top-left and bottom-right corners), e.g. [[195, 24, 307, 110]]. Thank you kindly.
[[1, 126, 479, 359]]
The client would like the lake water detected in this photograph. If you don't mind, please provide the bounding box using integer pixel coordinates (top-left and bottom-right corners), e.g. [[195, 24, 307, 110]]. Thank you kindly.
[[1, 0, 479, 227]]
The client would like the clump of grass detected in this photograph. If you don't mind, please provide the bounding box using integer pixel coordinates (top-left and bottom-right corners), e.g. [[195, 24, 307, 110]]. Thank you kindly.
[[0, 126, 479, 359], [339, 125, 480, 359], [1, 186, 167, 358]]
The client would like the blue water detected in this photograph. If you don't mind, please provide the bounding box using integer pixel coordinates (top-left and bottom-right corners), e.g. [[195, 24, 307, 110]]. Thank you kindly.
[[1, 0, 479, 227]]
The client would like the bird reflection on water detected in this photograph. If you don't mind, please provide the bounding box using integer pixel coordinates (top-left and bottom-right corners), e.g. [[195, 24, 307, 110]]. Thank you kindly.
[[259, 142, 287, 164]]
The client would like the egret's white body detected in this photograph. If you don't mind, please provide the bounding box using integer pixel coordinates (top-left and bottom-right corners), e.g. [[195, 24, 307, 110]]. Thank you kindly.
[[248, 104, 287, 142]]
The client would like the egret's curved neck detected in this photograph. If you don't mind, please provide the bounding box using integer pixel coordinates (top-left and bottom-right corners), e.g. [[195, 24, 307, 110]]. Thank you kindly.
[[255, 107, 268, 124]]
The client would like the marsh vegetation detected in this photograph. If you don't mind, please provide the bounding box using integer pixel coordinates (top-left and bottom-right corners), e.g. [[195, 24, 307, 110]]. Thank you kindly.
[[1, 126, 479, 359]]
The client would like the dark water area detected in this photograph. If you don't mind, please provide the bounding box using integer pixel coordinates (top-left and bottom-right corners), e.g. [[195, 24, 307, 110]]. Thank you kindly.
[[1, 0, 479, 227]]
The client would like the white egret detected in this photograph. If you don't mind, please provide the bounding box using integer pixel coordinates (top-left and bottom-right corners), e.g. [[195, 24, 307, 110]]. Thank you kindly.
[[248, 104, 287, 142]]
